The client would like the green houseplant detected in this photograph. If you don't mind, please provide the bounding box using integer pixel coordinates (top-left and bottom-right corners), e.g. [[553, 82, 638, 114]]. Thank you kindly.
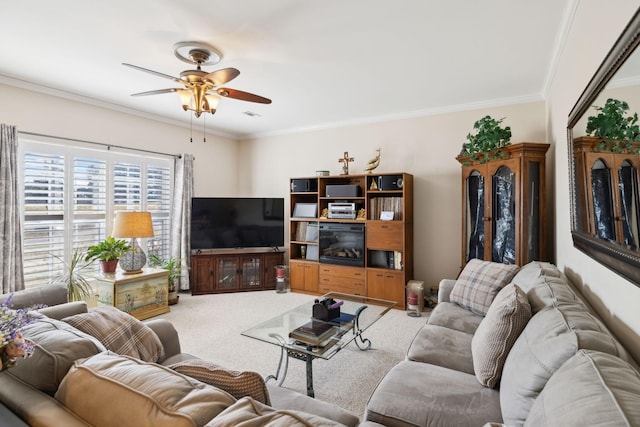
[[148, 254, 189, 305], [50, 249, 94, 302], [460, 115, 512, 164], [585, 98, 640, 152], [85, 236, 131, 273]]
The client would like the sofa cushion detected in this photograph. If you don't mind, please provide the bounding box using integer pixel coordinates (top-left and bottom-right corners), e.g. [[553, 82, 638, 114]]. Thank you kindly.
[[9, 315, 106, 395], [205, 396, 345, 427], [500, 302, 632, 426], [406, 324, 475, 375], [511, 261, 583, 313], [55, 353, 236, 427], [267, 384, 360, 427], [364, 360, 502, 427], [524, 350, 640, 426], [426, 301, 484, 334], [63, 306, 164, 362], [169, 359, 270, 405], [472, 283, 531, 388], [450, 259, 519, 315]]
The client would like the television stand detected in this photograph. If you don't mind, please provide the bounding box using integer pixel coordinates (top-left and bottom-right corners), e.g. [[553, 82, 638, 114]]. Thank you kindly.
[[190, 248, 285, 295]]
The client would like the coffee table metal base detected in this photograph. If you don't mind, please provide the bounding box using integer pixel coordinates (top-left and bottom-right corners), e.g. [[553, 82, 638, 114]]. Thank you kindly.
[[265, 305, 370, 397]]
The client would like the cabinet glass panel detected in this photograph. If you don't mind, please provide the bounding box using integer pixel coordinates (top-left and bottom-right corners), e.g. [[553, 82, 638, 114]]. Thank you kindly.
[[217, 258, 238, 290], [241, 257, 261, 288], [591, 159, 615, 242], [527, 161, 541, 262], [492, 166, 516, 264], [466, 170, 485, 262], [618, 159, 640, 249]]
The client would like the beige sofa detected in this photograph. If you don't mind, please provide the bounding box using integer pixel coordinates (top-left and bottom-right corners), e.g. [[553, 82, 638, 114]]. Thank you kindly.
[[364, 261, 640, 426], [0, 285, 365, 427]]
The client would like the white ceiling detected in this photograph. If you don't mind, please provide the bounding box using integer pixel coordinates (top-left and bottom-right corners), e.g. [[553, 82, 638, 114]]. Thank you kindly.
[[0, 0, 572, 139]]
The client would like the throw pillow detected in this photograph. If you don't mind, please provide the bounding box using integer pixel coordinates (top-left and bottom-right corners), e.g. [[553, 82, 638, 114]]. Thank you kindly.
[[450, 259, 520, 315], [472, 283, 531, 388], [63, 306, 164, 362], [55, 353, 235, 427], [170, 359, 271, 405], [9, 315, 106, 395]]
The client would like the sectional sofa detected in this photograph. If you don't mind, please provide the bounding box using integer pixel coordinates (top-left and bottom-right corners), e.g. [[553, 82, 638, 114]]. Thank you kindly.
[[364, 260, 640, 426]]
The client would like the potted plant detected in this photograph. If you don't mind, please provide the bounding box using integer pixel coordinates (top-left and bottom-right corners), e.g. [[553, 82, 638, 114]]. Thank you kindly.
[[50, 249, 94, 302], [459, 115, 512, 164], [585, 98, 640, 152], [149, 254, 189, 305], [85, 236, 131, 273]]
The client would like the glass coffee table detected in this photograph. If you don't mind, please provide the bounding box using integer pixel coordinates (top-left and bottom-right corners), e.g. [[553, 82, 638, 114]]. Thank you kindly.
[[241, 292, 396, 397]]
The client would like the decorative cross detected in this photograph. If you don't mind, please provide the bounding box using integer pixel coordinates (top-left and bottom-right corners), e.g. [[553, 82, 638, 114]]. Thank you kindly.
[[338, 151, 355, 175]]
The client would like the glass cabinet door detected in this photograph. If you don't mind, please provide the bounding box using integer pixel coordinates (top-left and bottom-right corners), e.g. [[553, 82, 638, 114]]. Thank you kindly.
[[217, 257, 239, 290], [617, 159, 640, 250], [465, 169, 485, 262], [241, 256, 261, 288], [465, 170, 485, 261], [590, 159, 615, 242], [525, 160, 542, 263], [491, 166, 516, 264]]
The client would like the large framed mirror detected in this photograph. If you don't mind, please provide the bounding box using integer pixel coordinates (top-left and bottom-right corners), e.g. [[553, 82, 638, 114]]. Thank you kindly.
[[568, 7, 640, 286]]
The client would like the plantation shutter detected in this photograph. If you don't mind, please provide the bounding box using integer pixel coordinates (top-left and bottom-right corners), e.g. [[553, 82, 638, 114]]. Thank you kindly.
[[19, 136, 174, 288]]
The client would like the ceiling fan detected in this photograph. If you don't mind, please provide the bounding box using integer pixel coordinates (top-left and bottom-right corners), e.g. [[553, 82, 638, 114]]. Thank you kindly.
[[123, 41, 271, 118]]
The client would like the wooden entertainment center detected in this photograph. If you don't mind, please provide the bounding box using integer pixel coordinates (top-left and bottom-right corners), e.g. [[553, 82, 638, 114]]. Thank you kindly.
[[289, 172, 413, 309]]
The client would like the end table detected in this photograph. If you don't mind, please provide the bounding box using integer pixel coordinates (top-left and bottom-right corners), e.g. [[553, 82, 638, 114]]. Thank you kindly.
[[95, 268, 170, 320]]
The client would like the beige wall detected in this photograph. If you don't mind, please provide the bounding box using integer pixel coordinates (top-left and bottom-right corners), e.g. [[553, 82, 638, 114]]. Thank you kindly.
[[0, 82, 239, 196], [548, 0, 640, 363], [239, 102, 546, 285]]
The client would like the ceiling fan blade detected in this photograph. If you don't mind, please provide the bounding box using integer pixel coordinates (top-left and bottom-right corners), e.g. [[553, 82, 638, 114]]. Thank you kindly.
[[131, 88, 179, 97], [122, 63, 184, 84], [216, 88, 272, 104], [202, 68, 240, 86]]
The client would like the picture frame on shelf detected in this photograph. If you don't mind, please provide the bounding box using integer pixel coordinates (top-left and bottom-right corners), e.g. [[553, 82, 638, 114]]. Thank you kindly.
[[380, 211, 394, 220], [293, 203, 318, 218]]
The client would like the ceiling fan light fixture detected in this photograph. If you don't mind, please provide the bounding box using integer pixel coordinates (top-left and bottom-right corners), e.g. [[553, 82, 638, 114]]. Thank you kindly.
[[176, 89, 192, 111], [125, 42, 270, 120], [204, 94, 220, 113]]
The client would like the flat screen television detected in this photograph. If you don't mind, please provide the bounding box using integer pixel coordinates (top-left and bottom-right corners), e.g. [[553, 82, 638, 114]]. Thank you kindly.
[[190, 197, 285, 250]]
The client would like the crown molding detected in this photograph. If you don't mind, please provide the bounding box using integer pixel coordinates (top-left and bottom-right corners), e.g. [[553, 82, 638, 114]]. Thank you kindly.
[[248, 93, 544, 140]]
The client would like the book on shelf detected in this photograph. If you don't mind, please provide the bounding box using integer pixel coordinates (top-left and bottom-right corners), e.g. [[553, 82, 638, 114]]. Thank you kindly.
[[295, 221, 318, 242], [388, 251, 403, 270], [305, 222, 318, 242], [289, 320, 336, 346], [369, 197, 403, 220]]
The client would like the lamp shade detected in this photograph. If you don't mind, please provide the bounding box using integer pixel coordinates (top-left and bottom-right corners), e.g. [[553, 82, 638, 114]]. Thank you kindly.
[[112, 212, 154, 238]]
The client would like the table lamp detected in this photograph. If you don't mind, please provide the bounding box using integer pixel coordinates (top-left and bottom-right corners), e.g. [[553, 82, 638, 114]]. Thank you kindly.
[[112, 211, 154, 274]]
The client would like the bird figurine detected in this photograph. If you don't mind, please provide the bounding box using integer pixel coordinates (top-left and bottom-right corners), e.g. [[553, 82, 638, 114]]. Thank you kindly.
[[365, 148, 381, 173]]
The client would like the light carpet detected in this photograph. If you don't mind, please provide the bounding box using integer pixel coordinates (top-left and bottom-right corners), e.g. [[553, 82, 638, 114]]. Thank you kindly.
[[157, 290, 427, 419]]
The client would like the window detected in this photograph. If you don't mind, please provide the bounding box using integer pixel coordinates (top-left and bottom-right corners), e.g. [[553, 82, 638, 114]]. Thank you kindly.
[[18, 135, 174, 288]]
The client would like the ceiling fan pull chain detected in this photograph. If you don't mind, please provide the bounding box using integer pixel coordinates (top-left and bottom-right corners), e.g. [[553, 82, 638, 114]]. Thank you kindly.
[[203, 114, 207, 143], [190, 113, 193, 143]]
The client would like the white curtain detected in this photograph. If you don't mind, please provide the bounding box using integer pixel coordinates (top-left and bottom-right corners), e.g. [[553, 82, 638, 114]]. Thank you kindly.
[[171, 154, 194, 291], [0, 124, 25, 293]]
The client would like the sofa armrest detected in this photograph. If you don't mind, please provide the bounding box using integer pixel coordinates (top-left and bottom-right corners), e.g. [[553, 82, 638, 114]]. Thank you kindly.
[[0, 284, 68, 309], [0, 371, 90, 426], [37, 301, 88, 320], [144, 318, 182, 362], [438, 279, 456, 303]]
